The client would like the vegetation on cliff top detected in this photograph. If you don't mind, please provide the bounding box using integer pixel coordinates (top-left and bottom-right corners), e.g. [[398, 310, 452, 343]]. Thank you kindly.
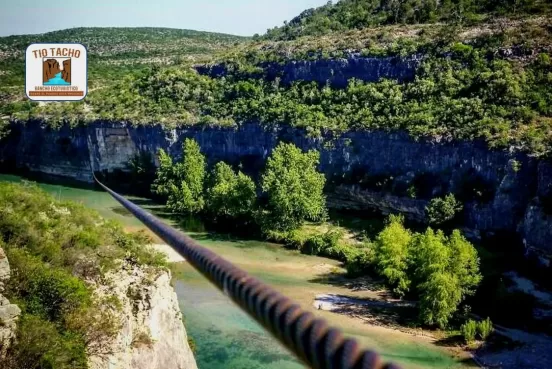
[[0, 182, 166, 369], [15, 41, 551, 155], [264, 0, 551, 40], [1, 6, 552, 156]]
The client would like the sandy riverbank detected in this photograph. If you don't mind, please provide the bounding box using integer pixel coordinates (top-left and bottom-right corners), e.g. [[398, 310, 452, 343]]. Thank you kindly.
[[149, 243, 186, 263]]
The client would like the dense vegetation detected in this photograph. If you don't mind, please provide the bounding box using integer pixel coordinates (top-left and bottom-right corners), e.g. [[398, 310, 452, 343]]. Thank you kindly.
[[0, 182, 165, 369], [152, 140, 327, 232], [264, 0, 551, 40], [374, 216, 481, 327], [1, 8, 551, 156], [151, 139, 481, 328], [5, 33, 551, 155]]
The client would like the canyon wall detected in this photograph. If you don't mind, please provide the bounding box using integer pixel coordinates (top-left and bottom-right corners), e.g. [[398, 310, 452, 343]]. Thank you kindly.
[[1, 121, 551, 260], [0, 247, 20, 360], [195, 54, 421, 87], [0, 246, 197, 369], [89, 263, 197, 369]]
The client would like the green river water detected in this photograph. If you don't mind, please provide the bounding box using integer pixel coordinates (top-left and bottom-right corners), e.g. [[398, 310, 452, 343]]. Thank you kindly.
[[0, 174, 474, 369]]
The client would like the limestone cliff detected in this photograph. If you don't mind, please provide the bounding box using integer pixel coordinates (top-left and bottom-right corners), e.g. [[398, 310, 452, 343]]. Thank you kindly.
[[0, 247, 21, 359], [196, 54, 421, 87], [1, 121, 552, 262], [89, 262, 197, 369]]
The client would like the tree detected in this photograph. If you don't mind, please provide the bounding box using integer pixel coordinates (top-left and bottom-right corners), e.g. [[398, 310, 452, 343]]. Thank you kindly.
[[418, 271, 462, 328], [410, 228, 450, 284], [261, 142, 326, 231], [153, 139, 206, 214], [151, 148, 175, 198], [374, 215, 412, 297], [205, 162, 257, 222], [410, 228, 481, 328], [447, 230, 482, 298], [426, 194, 463, 225]]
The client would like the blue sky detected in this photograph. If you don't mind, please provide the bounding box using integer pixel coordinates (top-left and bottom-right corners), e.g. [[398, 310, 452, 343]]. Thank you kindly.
[[0, 0, 330, 37]]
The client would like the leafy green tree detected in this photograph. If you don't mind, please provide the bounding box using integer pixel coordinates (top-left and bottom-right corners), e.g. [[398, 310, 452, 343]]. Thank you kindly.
[[447, 230, 482, 298], [151, 148, 176, 198], [418, 271, 462, 328], [409, 228, 481, 327], [261, 142, 326, 231], [374, 215, 412, 297], [410, 228, 450, 284], [153, 139, 206, 214], [205, 162, 257, 221], [426, 194, 463, 225]]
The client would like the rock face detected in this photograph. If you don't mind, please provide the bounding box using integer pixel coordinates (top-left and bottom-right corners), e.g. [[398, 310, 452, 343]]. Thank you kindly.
[[196, 54, 421, 87], [0, 247, 21, 359], [89, 263, 197, 369], [1, 121, 551, 259]]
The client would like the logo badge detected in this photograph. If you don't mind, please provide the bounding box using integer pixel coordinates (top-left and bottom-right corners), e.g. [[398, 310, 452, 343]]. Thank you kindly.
[[26, 43, 87, 101]]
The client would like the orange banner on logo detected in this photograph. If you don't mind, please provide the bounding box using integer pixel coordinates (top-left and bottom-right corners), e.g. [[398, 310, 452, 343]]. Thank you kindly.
[[29, 91, 84, 97]]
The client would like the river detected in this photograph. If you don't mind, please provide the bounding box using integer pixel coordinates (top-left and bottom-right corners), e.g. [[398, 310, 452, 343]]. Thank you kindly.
[[0, 174, 475, 369]]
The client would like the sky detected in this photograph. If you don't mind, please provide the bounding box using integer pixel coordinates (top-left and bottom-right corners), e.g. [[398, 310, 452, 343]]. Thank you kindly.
[[0, 0, 331, 37]]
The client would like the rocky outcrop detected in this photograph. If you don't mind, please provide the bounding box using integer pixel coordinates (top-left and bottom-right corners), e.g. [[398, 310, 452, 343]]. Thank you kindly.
[[89, 263, 197, 369], [196, 54, 422, 87], [0, 247, 21, 359], [1, 121, 551, 258]]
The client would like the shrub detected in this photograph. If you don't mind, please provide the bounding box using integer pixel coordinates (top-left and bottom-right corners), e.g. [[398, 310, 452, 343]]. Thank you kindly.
[[7, 249, 91, 321], [187, 337, 197, 354], [3, 315, 88, 369], [477, 317, 494, 340], [461, 319, 478, 344], [426, 194, 463, 225], [132, 331, 154, 348]]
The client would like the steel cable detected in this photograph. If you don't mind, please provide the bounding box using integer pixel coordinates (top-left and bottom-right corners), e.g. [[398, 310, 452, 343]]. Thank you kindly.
[[94, 175, 401, 369]]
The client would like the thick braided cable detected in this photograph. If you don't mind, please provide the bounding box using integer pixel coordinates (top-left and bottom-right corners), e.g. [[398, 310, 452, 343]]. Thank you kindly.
[[94, 176, 401, 369]]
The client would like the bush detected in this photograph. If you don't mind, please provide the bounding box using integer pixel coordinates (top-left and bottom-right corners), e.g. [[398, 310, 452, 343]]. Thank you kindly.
[[477, 317, 494, 340], [426, 194, 463, 225], [461, 319, 478, 344], [7, 249, 91, 321], [3, 315, 88, 369]]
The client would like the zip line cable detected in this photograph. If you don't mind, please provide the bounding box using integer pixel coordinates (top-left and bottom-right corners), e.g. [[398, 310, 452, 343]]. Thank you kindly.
[[94, 175, 401, 369]]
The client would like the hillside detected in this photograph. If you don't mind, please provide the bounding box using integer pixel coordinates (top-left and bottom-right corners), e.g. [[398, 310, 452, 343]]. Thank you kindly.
[[0, 27, 248, 106], [0, 181, 198, 369], [264, 0, 551, 40], [1, 8, 552, 155]]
